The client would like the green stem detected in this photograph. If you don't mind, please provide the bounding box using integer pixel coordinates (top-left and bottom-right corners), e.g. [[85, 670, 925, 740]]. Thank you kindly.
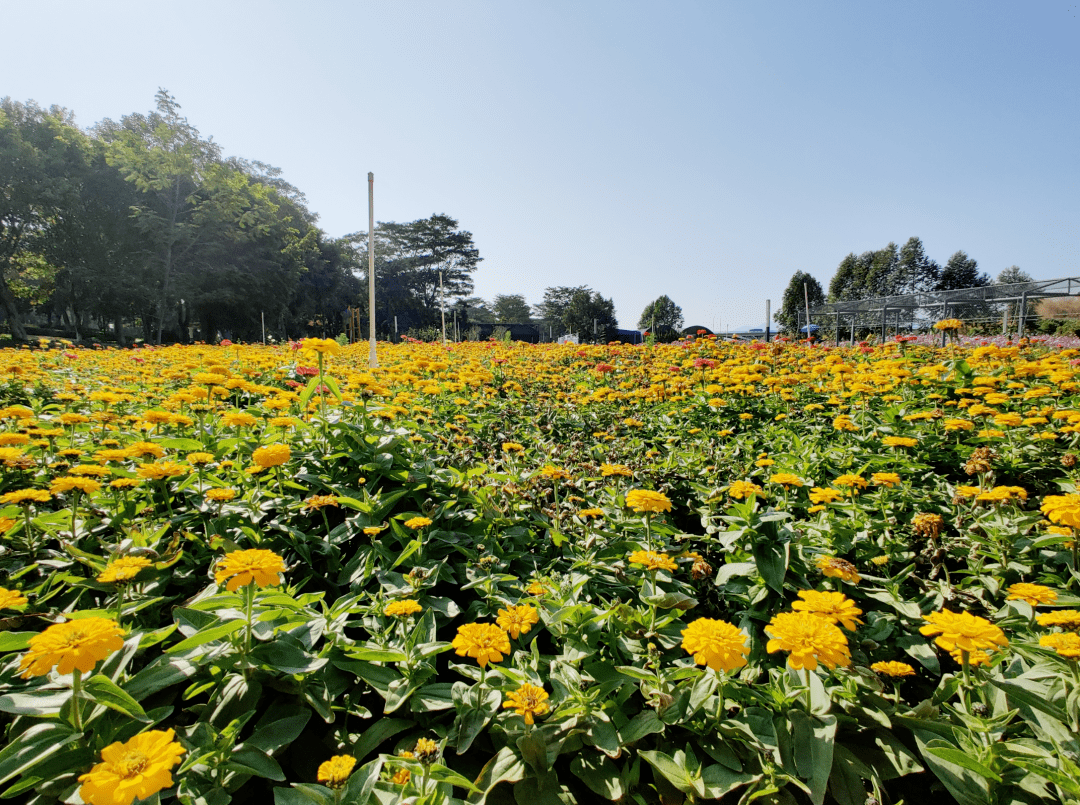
[[70, 491, 80, 541], [115, 584, 125, 625], [71, 668, 83, 733], [714, 671, 725, 722], [243, 583, 256, 678], [22, 504, 35, 558]]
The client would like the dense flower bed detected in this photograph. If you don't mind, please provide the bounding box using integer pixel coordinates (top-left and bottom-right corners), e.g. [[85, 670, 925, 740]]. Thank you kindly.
[[0, 336, 1078, 805]]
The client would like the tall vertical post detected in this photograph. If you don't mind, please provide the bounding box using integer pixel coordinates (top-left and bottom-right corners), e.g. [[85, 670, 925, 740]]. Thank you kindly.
[[765, 299, 771, 342], [880, 306, 888, 340], [803, 283, 811, 339], [941, 304, 948, 347], [440, 271, 446, 345], [367, 173, 377, 368], [1018, 293, 1028, 337], [261, 311, 265, 345]]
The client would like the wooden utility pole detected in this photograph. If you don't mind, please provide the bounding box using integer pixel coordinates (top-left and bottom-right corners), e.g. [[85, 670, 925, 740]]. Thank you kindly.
[[368, 173, 378, 368]]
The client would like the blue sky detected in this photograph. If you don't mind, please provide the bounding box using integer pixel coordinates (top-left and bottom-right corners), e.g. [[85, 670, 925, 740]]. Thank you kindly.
[[3, 1, 1077, 330]]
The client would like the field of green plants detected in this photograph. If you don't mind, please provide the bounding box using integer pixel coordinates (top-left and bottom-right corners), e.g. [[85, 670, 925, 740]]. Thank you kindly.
[[0, 335, 1078, 805]]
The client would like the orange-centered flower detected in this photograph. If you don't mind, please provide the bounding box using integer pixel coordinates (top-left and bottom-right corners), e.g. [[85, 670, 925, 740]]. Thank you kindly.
[[680, 617, 750, 672], [78, 728, 186, 805], [502, 683, 549, 724], [20, 617, 125, 677], [213, 549, 286, 591], [920, 610, 1008, 655], [765, 611, 851, 671], [452, 623, 511, 667]]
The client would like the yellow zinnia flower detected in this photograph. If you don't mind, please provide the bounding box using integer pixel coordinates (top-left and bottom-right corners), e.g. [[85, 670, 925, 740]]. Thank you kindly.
[[816, 555, 861, 584], [301, 337, 342, 357], [252, 444, 291, 468], [502, 683, 549, 724], [404, 516, 432, 529], [1041, 494, 1080, 529], [97, 557, 152, 585], [680, 617, 750, 672], [451, 623, 511, 667], [791, 590, 864, 631], [214, 549, 286, 591], [871, 472, 901, 487], [628, 550, 677, 572], [1040, 632, 1080, 659], [765, 611, 851, 671], [601, 463, 633, 477], [20, 617, 124, 677], [50, 476, 102, 495], [769, 472, 803, 487], [78, 728, 186, 805], [0, 488, 51, 505], [1005, 583, 1057, 607], [0, 587, 28, 609], [625, 489, 672, 513], [871, 660, 915, 678], [1036, 609, 1080, 630], [384, 599, 423, 618], [882, 436, 917, 448], [496, 605, 540, 639], [920, 610, 1008, 655], [136, 462, 188, 481], [728, 480, 763, 500], [316, 755, 356, 789]]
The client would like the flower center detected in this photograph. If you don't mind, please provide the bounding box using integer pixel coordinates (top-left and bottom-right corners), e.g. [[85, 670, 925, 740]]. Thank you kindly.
[[115, 751, 149, 778]]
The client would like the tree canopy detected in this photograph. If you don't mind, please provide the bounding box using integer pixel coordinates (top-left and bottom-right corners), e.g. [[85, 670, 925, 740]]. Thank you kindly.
[[637, 294, 684, 332], [775, 271, 825, 334]]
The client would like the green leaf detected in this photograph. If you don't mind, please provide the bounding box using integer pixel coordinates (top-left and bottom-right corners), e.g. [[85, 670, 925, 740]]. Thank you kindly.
[[0, 723, 79, 785], [0, 632, 34, 653], [752, 539, 788, 594], [469, 746, 527, 804], [345, 647, 408, 663], [923, 743, 1001, 782], [246, 711, 311, 754], [82, 674, 149, 721], [618, 710, 665, 744], [570, 754, 624, 800], [321, 374, 344, 402], [353, 718, 413, 761], [639, 750, 695, 795], [167, 618, 245, 652], [229, 745, 286, 780], [789, 712, 836, 805], [429, 762, 482, 791], [298, 375, 322, 409], [342, 757, 384, 804], [124, 655, 198, 701], [0, 689, 70, 716]]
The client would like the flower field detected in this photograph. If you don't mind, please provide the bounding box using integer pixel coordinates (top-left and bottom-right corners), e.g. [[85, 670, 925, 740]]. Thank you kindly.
[[1, 335, 1079, 805]]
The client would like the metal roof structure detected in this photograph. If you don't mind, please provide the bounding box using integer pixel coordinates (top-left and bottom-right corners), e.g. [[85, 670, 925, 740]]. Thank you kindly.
[[799, 276, 1080, 342]]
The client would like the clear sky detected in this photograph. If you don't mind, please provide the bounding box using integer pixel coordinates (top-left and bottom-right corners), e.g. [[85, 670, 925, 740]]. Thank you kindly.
[[3, 0, 1077, 330]]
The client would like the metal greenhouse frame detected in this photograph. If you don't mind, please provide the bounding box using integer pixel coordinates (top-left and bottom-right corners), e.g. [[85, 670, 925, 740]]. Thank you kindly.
[[798, 276, 1080, 345]]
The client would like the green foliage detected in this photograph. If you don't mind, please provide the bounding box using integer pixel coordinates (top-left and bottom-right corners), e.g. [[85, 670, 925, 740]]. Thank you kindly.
[[637, 295, 684, 334], [776, 271, 825, 333]]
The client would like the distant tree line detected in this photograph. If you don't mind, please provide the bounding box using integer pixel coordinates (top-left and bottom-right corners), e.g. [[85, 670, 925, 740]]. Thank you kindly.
[[1, 91, 492, 345], [775, 236, 1034, 334]]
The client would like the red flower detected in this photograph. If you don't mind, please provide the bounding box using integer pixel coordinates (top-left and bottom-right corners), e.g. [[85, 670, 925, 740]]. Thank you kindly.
[[297, 366, 319, 377]]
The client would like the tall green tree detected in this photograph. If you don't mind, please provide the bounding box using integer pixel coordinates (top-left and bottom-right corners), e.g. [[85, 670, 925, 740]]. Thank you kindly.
[[99, 90, 279, 343], [349, 215, 482, 335], [828, 254, 860, 302], [937, 251, 989, 290], [492, 294, 533, 323], [0, 98, 89, 340], [563, 288, 618, 342], [775, 271, 825, 334], [863, 243, 900, 297], [896, 237, 940, 294], [637, 294, 684, 332], [996, 265, 1033, 285]]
